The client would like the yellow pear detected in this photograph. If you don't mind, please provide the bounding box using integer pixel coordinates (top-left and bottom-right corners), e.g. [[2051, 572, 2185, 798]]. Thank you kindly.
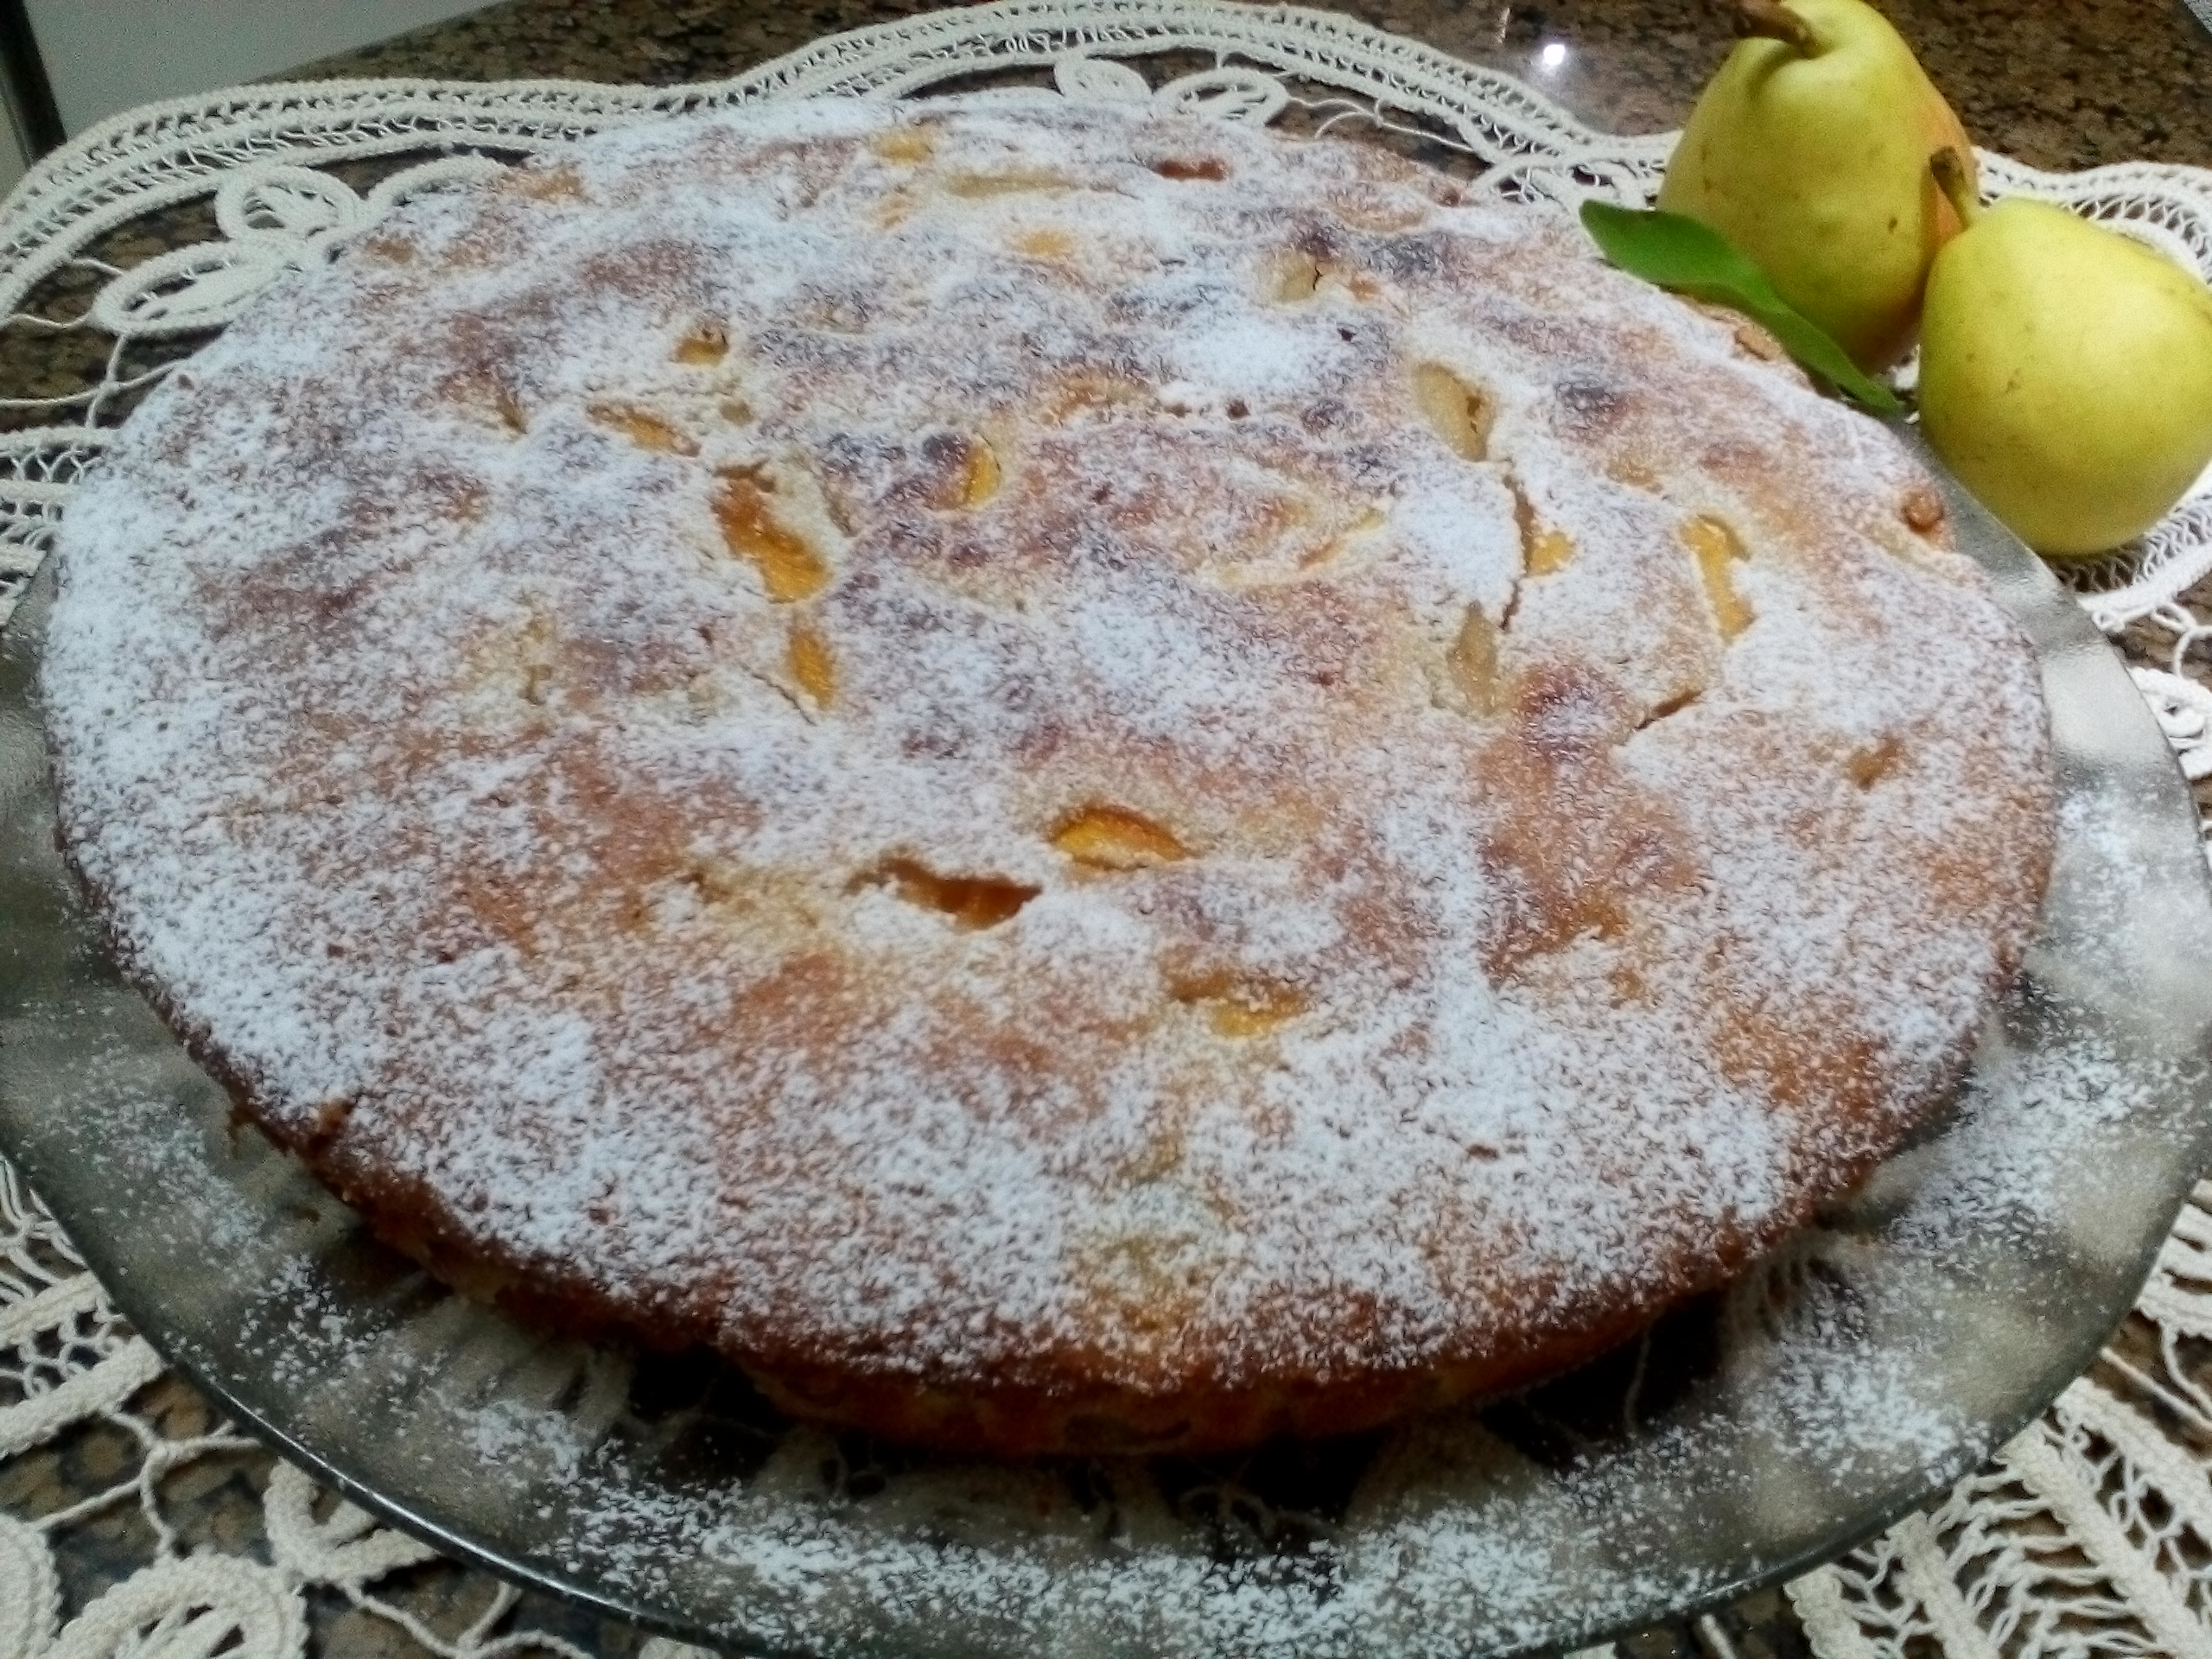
[[1918, 149, 2212, 558], [1656, 0, 1974, 371]]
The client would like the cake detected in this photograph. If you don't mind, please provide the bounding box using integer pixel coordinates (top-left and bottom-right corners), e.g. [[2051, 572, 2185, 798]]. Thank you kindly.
[[41, 93, 2055, 1456]]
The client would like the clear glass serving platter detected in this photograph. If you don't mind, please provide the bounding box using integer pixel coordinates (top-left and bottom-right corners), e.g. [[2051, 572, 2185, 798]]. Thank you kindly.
[[3, 445, 2210, 1659]]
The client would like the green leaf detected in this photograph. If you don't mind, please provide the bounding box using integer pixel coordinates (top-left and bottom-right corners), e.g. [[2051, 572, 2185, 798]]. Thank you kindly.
[[1579, 201, 1906, 417]]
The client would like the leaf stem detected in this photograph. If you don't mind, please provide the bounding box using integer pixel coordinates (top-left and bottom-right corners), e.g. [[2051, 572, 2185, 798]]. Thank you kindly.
[[1929, 146, 1981, 229], [1733, 0, 1818, 53]]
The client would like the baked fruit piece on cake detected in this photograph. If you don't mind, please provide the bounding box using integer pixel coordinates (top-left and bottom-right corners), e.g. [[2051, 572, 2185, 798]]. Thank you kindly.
[[41, 94, 2054, 1456]]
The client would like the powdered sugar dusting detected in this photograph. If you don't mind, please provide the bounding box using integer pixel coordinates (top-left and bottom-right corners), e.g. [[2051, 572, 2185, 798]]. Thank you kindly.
[[41, 93, 2052, 1455]]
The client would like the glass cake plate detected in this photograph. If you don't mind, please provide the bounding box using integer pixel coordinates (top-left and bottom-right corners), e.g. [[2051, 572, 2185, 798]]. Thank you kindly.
[[3, 442, 2210, 1659]]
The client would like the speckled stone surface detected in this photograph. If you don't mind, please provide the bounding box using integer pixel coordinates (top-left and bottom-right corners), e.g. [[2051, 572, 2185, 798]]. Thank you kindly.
[[291, 0, 2211, 172], [3, 4, 2206, 1657]]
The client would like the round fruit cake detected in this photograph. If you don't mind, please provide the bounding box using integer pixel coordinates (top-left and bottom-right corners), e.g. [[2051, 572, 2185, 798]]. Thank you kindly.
[[42, 93, 2054, 1456]]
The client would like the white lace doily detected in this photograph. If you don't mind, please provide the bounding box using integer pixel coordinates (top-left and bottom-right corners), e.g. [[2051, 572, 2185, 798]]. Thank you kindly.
[[3, 3, 2212, 1656]]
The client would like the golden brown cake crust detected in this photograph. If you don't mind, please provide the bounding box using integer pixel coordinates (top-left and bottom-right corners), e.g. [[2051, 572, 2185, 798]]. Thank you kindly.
[[43, 96, 2053, 1456]]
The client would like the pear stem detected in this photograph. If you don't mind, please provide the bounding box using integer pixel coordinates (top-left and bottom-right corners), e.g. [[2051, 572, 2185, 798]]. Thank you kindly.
[[1929, 146, 1981, 228], [1732, 0, 1818, 53]]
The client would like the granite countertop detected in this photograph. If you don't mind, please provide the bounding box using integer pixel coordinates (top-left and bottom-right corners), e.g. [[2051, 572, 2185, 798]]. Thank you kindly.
[[294, 0, 2211, 174]]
